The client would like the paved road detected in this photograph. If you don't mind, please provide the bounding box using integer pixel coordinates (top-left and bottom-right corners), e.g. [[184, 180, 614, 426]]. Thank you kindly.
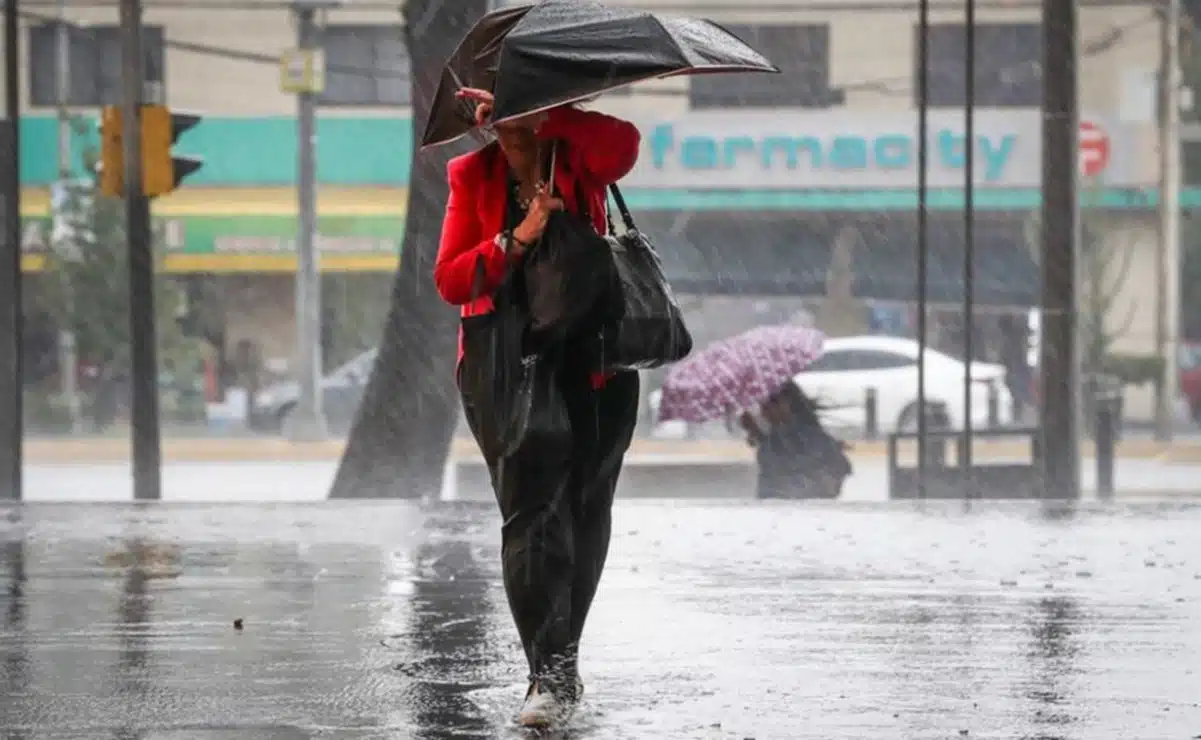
[[17, 457, 1201, 503], [0, 501, 1199, 738]]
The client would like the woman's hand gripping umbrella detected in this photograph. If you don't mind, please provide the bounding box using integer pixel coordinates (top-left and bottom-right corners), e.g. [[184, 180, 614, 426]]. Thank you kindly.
[[656, 325, 826, 424]]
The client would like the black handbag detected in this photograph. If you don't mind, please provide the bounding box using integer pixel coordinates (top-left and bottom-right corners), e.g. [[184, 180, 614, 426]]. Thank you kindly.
[[523, 144, 621, 341], [598, 183, 693, 371], [458, 225, 572, 462]]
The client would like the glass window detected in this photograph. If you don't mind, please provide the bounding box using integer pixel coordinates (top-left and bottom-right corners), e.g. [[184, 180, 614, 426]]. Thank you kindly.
[[916, 23, 1042, 108], [850, 350, 916, 370], [804, 350, 852, 373], [28, 23, 166, 107], [804, 349, 915, 372], [689, 24, 844, 109], [320, 25, 410, 106]]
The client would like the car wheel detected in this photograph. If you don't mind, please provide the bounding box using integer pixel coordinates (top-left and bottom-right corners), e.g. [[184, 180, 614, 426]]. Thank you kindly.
[[897, 404, 919, 433], [896, 402, 947, 434]]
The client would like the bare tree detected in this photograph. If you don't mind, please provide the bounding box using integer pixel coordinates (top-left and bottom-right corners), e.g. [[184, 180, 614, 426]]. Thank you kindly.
[[329, 0, 489, 499], [1022, 183, 1137, 374], [814, 225, 868, 338]]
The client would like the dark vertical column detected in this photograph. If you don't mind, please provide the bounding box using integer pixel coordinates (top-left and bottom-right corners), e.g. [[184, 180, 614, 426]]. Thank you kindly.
[[121, 0, 162, 500], [0, 0, 22, 502], [1039, 0, 1080, 499], [915, 0, 930, 498], [962, 0, 976, 496]]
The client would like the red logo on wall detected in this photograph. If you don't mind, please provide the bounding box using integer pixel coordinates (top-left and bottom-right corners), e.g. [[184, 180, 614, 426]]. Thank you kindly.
[[1079, 120, 1110, 177]]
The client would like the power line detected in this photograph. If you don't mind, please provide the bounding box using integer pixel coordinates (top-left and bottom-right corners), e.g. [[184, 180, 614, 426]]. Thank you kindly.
[[17, 8, 1153, 99], [11, 0, 1164, 9], [19, 9, 404, 78]]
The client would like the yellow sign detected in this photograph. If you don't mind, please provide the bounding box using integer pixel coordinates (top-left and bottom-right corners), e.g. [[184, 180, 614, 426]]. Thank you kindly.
[[19, 186, 407, 275], [280, 49, 326, 94]]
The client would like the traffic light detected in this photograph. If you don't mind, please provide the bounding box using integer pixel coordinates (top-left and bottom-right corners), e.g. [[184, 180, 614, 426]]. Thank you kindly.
[[141, 104, 204, 198], [96, 104, 204, 198], [98, 105, 124, 197]]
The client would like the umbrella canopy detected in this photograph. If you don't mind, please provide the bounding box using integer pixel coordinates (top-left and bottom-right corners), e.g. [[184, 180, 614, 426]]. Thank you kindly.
[[421, 3, 535, 150], [657, 325, 825, 424], [421, 0, 778, 148]]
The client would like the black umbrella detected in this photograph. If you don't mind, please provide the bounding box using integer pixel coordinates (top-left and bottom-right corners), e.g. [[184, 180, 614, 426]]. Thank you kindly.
[[421, 3, 535, 150], [421, 0, 778, 148]]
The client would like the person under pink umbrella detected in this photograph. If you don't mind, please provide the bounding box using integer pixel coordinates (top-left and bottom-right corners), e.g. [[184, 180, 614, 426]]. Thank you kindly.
[[738, 382, 851, 499], [659, 325, 851, 499]]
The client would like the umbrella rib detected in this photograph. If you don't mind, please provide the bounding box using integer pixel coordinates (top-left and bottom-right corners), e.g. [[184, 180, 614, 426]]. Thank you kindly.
[[648, 13, 691, 68]]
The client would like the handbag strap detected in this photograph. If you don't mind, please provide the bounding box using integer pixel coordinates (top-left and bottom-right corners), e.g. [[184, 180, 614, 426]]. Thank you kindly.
[[545, 143, 557, 196], [606, 183, 636, 235]]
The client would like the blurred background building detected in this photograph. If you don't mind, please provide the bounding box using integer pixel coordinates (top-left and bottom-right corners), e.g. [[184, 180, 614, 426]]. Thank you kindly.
[[2, 0, 1197, 431]]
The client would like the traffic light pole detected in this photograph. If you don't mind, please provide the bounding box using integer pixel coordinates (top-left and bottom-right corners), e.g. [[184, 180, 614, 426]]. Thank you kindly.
[[55, 0, 81, 434], [290, 2, 328, 441], [1155, 0, 1182, 441], [0, 0, 22, 502], [120, 0, 162, 500], [1039, 0, 1081, 500]]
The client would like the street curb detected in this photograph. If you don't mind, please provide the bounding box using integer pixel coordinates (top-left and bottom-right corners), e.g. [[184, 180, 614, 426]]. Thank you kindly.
[[22, 435, 1201, 465]]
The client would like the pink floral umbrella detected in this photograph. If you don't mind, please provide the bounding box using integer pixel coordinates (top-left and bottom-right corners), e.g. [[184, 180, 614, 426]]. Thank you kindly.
[[657, 325, 825, 423]]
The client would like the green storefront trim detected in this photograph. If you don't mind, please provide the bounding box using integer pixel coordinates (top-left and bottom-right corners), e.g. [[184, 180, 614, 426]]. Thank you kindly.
[[615, 187, 1176, 211], [18, 115, 414, 186], [20, 214, 404, 254], [13, 115, 1197, 210], [162, 214, 403, 254]]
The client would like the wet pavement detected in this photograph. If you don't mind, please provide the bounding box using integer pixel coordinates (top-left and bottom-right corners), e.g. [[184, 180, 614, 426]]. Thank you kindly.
[[20, 457, 1201, 502], [0, 501, 1199, 739]]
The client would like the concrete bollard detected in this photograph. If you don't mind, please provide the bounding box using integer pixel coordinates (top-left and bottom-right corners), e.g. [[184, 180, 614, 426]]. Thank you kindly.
[[921, 404, 949, 469], [1094, 394, 1118, 500], [864, 387, 878, 440]]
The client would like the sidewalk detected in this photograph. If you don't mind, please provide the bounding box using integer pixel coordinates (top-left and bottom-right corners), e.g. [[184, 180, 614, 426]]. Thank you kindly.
[[22, 434, 1201, 464], [1, 502, 1197, 738]]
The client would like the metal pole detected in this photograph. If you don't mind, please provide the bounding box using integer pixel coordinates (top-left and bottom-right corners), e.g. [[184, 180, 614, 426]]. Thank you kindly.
[[916, 0, 930, 498], [290, 3, 327, 441], [962, 0, 976, 496], [1155, 0, 1182, 441], [1094, 393, 1115, 500], [121, 0, 162, 500], [0, 0, 22, 501], [1039, 0, 1080, 500], [55, 0, 81, 434]]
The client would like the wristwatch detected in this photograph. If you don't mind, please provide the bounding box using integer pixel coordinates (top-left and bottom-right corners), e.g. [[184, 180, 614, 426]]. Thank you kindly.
[[493, 231, 511, 254], [495, 230, 529, 254]]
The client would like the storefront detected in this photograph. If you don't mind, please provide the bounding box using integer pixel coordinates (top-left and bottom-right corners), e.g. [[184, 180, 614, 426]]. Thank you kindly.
[[11, 107, 1175, 418], [617, 108, 1149, 307], [612, 107, 1172, 418], [18, 184, 402, 394]]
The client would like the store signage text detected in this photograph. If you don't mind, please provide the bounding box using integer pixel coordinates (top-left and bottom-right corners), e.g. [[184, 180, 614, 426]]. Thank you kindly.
[[647, 123, 1018, 182]]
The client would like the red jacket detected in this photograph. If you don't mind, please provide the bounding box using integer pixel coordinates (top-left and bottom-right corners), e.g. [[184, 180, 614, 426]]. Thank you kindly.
[[434, 105, 641, 387]]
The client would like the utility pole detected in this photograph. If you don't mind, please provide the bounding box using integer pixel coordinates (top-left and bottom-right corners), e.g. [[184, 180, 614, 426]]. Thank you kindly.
[[1039, 0, 1081, 499], [55, 0, 81, 434], [0, 0, 22, 501], [286, 0, 333, 441], [1155, 0, 1183, 441], [121, 0, 162, 500]]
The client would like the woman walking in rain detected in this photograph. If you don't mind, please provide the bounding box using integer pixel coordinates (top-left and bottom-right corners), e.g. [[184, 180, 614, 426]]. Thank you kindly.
[[740, 382, 853, 499], [433, 87, 641, 728]]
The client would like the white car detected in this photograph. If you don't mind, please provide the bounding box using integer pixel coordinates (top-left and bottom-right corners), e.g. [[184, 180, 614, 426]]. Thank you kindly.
[[793, 335, 1015, 433]]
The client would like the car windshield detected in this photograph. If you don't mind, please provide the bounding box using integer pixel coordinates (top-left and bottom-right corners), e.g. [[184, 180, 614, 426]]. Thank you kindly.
[[825, 342, 956, 366]]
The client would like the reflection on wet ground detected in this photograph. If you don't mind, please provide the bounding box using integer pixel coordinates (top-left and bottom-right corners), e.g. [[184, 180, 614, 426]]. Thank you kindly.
[[0, 501, 1198, 739]]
